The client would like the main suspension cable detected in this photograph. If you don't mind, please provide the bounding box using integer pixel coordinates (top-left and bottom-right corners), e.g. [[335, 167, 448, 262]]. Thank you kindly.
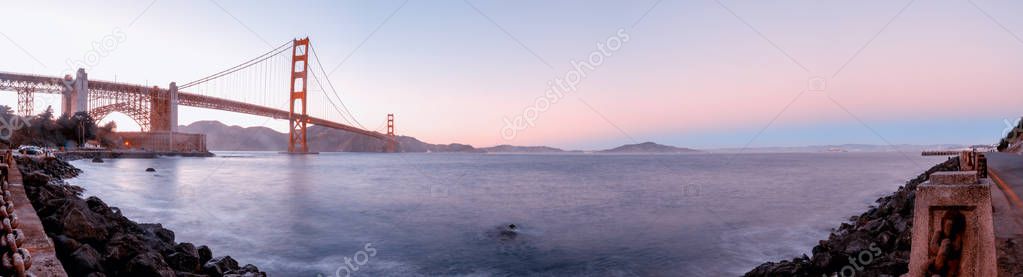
[[179, 40, 292, 89]]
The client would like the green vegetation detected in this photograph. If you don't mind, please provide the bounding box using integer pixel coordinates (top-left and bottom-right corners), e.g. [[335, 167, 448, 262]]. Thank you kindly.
[[0, 105, 118, 149]]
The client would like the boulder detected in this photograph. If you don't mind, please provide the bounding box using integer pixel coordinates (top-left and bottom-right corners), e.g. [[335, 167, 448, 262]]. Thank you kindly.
[[141, 223, 175, 245], [59, 201, 111, 243], [166, 243, 200, 272], [24, 170, 51, 185], [68, 244, 105, 274], [203, 256, 240, 277], [104, 234, 147, 264], [745, 158, 961, 276], [17, 154, 267, 277], [52, 234, 81, 254], [197, 245, 213, 265], [122, 252, 175, 277]]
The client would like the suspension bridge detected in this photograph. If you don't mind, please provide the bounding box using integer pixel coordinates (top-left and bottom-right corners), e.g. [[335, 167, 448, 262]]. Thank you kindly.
[[0, 37, 397, 153]]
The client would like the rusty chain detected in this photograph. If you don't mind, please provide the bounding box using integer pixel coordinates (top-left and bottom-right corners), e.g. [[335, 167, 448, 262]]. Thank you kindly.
[[0, 150, 31, 277], [926, 209, 965, 277]]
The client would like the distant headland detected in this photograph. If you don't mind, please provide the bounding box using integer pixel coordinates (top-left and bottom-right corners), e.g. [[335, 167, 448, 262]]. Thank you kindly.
[[180, 120, 968, 154], [178, 121, 705, 153]]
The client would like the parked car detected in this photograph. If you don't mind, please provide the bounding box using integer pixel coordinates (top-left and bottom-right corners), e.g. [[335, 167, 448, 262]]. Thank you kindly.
[[17, 145, 45, 156]]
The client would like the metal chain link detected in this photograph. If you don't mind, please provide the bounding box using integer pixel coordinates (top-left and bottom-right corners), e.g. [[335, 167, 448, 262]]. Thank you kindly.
[[0, 150, 32, 276], [927, 210, 965, 276]]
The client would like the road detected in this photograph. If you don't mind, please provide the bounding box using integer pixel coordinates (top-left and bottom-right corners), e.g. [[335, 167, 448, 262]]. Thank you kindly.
[[987, 152, 1023, 208]]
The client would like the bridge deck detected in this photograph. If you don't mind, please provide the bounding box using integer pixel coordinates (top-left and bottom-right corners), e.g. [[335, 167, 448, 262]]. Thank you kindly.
[[1, 71, 392, 142]]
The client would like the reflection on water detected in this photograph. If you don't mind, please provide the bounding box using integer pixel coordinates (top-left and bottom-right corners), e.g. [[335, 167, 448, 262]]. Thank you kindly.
[[70, 152, 942, 276]]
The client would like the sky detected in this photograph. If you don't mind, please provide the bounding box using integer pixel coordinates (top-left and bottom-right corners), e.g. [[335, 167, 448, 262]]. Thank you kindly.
[[1, 0, 1022, 150]]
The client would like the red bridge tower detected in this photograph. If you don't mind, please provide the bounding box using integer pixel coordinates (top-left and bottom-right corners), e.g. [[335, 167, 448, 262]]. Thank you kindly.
[[288, 38, 311, 153]]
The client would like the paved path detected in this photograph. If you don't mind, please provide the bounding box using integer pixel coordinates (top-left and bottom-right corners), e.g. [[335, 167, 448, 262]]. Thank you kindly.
[[6, 158, 66, 276], [987, 153, 1023, 208], [987, 152, 1023, 276], [987, 153, 1023, 240]]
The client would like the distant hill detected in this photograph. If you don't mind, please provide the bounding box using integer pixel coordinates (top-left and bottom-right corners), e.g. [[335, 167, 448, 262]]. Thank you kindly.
[[178, 121, 285, 151], [179, 121, 500, 153], [478, 145, 565, 153], [598, 142, 700, 153]]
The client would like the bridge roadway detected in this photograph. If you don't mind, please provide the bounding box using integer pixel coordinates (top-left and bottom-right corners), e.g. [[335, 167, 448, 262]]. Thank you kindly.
[[0, 71, 389, 141]]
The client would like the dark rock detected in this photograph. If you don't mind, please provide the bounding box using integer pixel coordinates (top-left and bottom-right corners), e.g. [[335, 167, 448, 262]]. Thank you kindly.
[[197, 245, 213, 265], [240, 264, 259, 272], [166, 243, 200, 272], [24, 170, 51, 185], [68, 244, 105, 274], [15, 151, 268, 277], [140, 223, 175, 245], [201, 261, 224, 277], [16, 156, 81, 179], [122, 252, 175, 277], [105, 234, 147, 264], [59, 201, 111, 243], [174, 243, 198, 257], [227, 263, 267, 277], [745, 158, 960, 277], [52, 234, 82, 254], [203, 256, 257, 277], [86, 196, 113, 216], [146, 167, 156, 172], [206, 256, 240, 272], [91, 157, 104, 163]]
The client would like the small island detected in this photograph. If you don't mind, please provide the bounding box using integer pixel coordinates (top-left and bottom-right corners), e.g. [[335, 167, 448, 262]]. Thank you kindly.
[[598, 142, 700, 154]]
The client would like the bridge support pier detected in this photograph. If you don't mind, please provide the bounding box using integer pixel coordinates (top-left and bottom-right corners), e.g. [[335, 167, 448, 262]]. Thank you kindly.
[[150, 83, 178, 132], [62, 69, 89, 115], [170, 82, 178, 132], [17, 89, 33, 117]]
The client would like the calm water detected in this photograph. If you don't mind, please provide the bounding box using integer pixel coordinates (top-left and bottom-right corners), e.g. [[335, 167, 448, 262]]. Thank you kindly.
[[69, 152, 942, 276]]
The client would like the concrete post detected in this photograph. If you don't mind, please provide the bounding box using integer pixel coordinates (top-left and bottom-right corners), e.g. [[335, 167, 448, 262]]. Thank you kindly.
[[908, 171, 997, 277]]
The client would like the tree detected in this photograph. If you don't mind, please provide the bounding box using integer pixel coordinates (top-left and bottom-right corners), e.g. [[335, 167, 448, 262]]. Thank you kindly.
[[95, 121, 119, 148], [0, 105, 13, 119], [9, 106, 104, 148], [0, 105, 14, 147]]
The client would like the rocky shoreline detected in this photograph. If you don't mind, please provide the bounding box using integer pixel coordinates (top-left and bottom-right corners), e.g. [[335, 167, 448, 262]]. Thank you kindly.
[[745, 158, 960, 276], [15, 156, 265, 277]]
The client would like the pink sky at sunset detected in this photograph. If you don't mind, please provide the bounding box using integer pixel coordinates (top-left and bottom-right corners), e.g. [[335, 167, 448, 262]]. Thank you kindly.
[[2, 1, 1022, 150]]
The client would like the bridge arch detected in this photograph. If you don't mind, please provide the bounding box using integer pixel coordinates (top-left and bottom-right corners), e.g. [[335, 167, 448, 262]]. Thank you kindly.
[[89, 103, 150, 132]]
